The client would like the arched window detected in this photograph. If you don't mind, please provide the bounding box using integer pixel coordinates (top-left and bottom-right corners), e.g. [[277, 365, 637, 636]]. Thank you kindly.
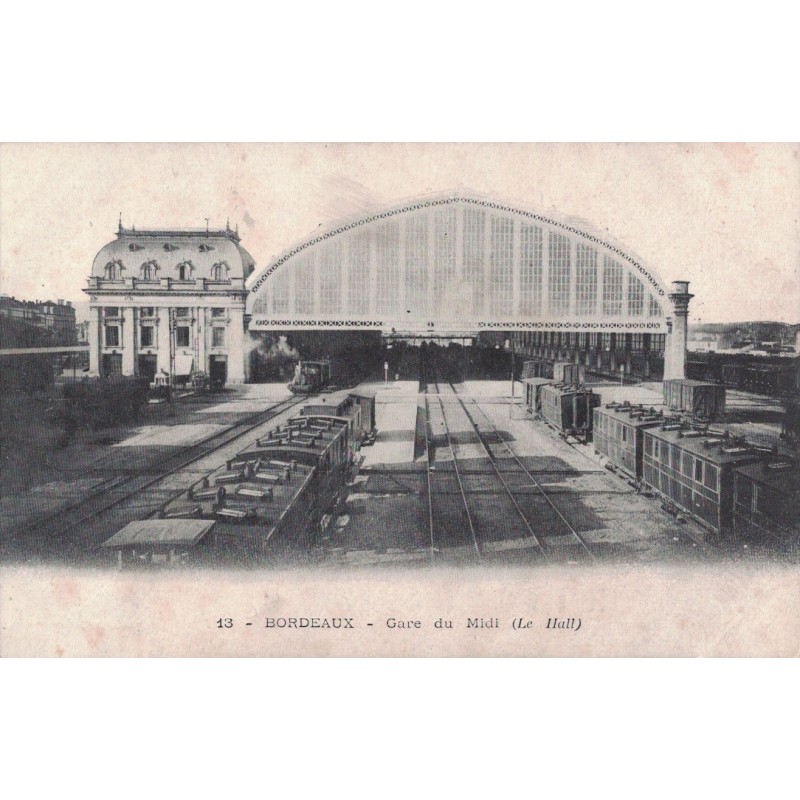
[[140, 260, 159, 281], [211, 261, 229, 281], [176, 261, 194, 281], [104, 259, 123, 280]]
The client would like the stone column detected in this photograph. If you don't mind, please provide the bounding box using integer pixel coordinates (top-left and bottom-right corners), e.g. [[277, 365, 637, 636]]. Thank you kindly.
[[88, 307, 101, 375], [157, 307, 172, 377], [197, 306, 207, 374], [121, 307, 136, 376], [664, 281, 694, 380], [227, 305, 246, 383]]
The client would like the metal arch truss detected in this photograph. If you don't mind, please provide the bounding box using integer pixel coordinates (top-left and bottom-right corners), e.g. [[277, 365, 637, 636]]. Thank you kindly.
[[247, 318, 669, 333]]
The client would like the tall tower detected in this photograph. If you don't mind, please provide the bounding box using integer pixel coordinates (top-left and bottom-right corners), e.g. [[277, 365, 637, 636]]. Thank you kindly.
[[664, 280, 694, 380]]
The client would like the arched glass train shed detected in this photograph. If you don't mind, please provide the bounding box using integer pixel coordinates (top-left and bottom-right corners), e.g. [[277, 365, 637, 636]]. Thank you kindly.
[[247, 193, 670, 335], [246, 193, 692, 381]]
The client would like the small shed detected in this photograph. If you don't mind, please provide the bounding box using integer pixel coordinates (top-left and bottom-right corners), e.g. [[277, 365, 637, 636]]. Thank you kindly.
[[102, 519, 216, 569]]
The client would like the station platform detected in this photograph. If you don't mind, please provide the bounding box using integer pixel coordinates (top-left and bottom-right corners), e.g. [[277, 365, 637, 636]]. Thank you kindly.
[[195, 383, 292, 415], [113, 423, 228, 447], [357, 380, 421, 468]]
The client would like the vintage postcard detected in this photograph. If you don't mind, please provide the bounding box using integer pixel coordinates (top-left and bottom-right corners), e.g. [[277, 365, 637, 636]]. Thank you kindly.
[[1, 142, 798, 657]]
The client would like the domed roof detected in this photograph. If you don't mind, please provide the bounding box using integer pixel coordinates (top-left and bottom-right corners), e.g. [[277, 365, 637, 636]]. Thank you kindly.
[[91, 224, 256, 281]]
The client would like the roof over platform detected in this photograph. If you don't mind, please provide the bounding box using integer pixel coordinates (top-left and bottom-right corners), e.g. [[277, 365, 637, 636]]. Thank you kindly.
[[247, 191, 670, 335]]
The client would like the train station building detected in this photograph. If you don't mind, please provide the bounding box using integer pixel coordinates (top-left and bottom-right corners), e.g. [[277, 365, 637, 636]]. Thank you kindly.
[[85, 192, 693, 384], [85, 221, 255, 384]]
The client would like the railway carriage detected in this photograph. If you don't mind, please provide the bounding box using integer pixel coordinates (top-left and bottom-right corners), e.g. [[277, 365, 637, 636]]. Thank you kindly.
[[300, 390, 364, 452], [553, 362, 584, 385], [732, 458, 800, 540], [345, 390, 376, 437], [540, 383, 601, 441], [521, 359, 552, 379], [523, 377, 552, 415], [521, 359, 582, 384], [164, 413, 356, 561], [739, 365, 793, 395], [593, 403, 668, 479], [642, 425, 765, 536], [721, 363, 744, 390]]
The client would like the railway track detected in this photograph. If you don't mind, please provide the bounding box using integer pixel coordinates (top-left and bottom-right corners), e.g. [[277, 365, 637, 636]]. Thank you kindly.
[[6, 393, 308, 560], [449, 384, 596, 564], [425, 384, 482, 560], [425, 370, 598, 564]]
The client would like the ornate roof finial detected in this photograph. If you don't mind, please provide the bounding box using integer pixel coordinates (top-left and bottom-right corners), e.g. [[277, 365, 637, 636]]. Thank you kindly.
[[226, 217, 230, 231], [118, 212, 123, 232], [205, 217, 210, 234]]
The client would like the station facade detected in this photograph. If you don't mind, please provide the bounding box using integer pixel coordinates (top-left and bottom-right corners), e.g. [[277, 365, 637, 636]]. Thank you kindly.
[[85, 193, 692, 384], [85, 223, 254, 384]]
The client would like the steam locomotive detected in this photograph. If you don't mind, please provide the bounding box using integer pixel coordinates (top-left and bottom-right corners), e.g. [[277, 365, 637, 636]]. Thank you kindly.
[[288, 359, 332, 395]]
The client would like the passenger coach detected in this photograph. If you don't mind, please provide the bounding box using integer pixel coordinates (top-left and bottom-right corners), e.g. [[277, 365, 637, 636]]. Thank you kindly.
[[642, 425, 765, 536], [540, 383, 601, 441], [593, 403, 668, 480]]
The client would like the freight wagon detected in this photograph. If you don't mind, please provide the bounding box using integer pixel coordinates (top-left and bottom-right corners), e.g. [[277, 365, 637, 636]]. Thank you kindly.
[[737, 365, 795, 395], [720, 363, 744, 390], [209, 414, 354, 559], [521, 359, 551, 379], [348, 390, 376, 437], [300, 390, 364, 451], [539, 383, 601, 441], [520, 359, 582, 384], [732, 458, 800, 540], [593, 404, 669, 480], [663, 379, 726, 421], [523, 377, 552, 415], [553, 362, 585, 385], [642, 425, 765, 536], [708, 355, 800, 396], [150, 412, 357, 563]]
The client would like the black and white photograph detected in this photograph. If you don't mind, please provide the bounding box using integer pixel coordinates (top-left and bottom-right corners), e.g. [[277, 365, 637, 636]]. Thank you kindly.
[[0, 142, 798, 657]]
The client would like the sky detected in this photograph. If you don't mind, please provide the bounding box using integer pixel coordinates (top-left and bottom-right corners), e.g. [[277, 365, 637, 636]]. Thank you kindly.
[[1, 142, 798, 323]]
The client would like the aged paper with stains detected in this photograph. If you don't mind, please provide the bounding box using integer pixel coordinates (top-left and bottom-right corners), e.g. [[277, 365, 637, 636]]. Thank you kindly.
[[1, 143, 798, 657]]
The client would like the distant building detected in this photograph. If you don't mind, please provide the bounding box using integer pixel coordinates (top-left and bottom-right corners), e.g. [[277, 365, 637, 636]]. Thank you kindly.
[[84, 222, 255, 384], [0, 295, 77, 345], [76, 320, 90, 344]]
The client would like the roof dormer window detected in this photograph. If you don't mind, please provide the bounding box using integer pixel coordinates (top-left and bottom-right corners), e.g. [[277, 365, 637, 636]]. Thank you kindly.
[[140, 260, 159, 281], [199, 243, 215, 252], [163, 243, 180, 252], [104, 259, 124, 280], [176, 260, 194, 281], [211, 261, 230, 281], [129, 243, 144, 252]]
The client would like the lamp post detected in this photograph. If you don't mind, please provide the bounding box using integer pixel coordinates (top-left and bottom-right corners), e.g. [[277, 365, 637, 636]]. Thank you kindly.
[[511, 340, 515, 398]]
